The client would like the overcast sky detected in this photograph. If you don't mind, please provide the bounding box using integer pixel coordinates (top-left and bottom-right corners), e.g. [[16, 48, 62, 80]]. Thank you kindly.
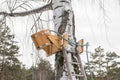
[[74, 0, 120, 52], [1, 0, 120, 68]]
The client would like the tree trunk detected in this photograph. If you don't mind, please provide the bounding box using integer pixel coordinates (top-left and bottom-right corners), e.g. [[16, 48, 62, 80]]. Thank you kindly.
[[52, 0, 78, 80], [0, 0, 84, 80]]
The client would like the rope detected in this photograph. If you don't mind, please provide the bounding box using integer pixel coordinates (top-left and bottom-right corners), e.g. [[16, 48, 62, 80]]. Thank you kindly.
[[50, 30, 94, 80], [50, 30, 87, 46]]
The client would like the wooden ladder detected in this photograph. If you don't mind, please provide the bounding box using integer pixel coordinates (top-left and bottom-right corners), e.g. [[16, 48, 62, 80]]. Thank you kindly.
[[63, 47, 87, 80]]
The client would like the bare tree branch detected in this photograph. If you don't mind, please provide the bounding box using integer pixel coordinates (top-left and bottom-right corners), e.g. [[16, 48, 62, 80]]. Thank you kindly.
[[0, 2, 52, 17]]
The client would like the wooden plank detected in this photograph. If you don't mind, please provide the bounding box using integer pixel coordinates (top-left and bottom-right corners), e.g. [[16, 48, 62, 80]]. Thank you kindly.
[[31, 30, 69, 56], [76, 50, 87, 80], [63, 33, 68, 48], [63, 47, 72, 80], [77, 39, 84, 53], [48, 35, 62, 49], [31, 29, 51, 50], [43, 44, 61, 56]]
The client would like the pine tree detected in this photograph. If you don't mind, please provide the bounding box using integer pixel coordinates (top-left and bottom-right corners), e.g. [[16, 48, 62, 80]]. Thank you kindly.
[[35, 58, 55, 80], [0, 18, 23, 80], [26, 58, 55, 80], [85, 46, 120, 80]]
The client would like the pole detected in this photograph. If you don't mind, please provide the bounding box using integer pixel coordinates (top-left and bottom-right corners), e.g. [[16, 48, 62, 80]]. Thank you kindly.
[[86, 42, 94, 80]]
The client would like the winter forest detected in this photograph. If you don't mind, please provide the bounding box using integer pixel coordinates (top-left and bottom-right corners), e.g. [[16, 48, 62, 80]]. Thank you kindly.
[[0, 0, 120, 80]]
